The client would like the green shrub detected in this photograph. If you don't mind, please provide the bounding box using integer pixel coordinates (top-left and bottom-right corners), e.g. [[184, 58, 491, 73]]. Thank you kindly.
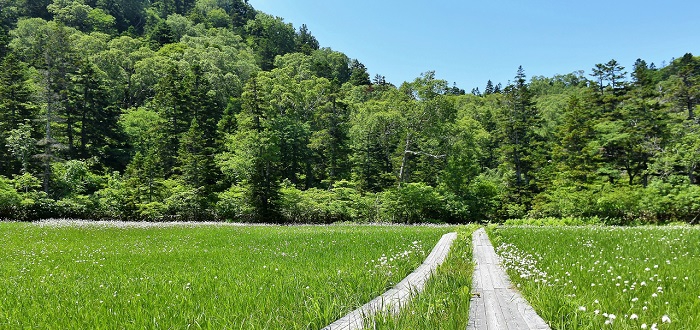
[[93, 172, 138, 220], [51, 160, 105, 198], [162, 181, 211, 221], [278, 181, 363, 223], [137, 201, 166, 221], [530, 184, 599, 219], [15, 192, 58, 221], [638, 181, 700, 223], [0, 176, 21, 218], [503, 217, 602, 226], [215, 185, 254, 221], [377, 183, 448, 223]]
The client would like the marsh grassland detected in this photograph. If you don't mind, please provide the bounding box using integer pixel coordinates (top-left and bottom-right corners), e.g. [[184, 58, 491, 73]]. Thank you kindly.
[[0, 222, 452, 329], [490, 226, 700, 330]]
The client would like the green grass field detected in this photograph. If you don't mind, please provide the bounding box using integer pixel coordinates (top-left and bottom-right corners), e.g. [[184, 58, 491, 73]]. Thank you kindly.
[[5, 221, 699, 330], [0, 222, 452, 329], [489, 226, 700, 330], [367, 225, 478, 330]]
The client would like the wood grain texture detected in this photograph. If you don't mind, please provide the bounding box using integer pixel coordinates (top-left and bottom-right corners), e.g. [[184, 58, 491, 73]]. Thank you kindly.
[[467, 228, 550, 330]]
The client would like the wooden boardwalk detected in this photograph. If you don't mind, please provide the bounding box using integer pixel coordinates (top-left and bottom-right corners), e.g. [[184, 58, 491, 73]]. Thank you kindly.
[[322, 232, 458, 330], [467, 228, 550, 330]]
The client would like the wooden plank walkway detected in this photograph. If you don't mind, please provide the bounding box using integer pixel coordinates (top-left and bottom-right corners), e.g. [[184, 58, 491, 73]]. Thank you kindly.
[[467, 228, 550, 330], [322, 232, 458, 330]]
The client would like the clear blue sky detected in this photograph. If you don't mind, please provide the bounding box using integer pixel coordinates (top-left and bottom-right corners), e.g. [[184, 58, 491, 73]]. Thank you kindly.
[[248, 0, 700, 90]]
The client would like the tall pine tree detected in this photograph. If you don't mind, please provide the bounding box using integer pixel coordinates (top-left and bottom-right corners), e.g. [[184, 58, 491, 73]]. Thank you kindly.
[[0, 53, 40, 176], [496, 66, 540, 212]]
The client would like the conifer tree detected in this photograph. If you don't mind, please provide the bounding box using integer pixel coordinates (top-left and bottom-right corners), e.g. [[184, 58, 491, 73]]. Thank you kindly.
[[484, 80, 494, 95], [493, 82, 502, 94], [672, 53, 699, 120], [348, 59, 371, 86], [295, 24, 319, 55], [154, 65, 194, 175], [37, 23, 75, 193], [0, 53, 40, 176], [496, 66, 540, 210], [218, 74, 282, 221], [178, 118, 214, 190], [0, 27, 8, 59]]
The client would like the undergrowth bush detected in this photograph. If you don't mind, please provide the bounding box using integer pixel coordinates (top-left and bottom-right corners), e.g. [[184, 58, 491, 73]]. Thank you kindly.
[[504, 217, 602, 226], [3, 169, 700, 224], [530, 181, 700, 225]]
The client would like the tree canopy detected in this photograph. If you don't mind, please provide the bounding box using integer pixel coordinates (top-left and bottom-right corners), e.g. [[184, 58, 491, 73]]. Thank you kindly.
[[1, 1, 699, 224]]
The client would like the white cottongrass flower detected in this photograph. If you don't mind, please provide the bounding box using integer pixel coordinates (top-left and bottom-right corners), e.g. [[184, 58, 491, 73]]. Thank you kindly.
[[662, 315, 671, 323], [631, 297, 639, 302], [641, 324, 647, 329], [578, 306, 586, 311], [630, 314, 639, 320]]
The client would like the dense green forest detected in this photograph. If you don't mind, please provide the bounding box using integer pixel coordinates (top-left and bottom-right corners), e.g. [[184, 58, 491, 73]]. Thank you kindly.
[[1, 0, 699, 223]]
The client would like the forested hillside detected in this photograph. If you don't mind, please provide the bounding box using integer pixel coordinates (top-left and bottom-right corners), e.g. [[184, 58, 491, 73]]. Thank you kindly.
[[1, 0, 699, 223]]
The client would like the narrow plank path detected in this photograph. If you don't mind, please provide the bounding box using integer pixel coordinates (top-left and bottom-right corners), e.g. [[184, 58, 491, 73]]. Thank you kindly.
[[467, 228, 550, 330], [322, 232, 458, 330]]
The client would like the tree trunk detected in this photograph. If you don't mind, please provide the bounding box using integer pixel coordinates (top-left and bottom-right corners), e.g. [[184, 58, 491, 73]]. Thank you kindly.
[[688, 97, 695, 120], [690, 164, 697, 184], [67, 112, 74, 158], [398, 132, 411, 188]]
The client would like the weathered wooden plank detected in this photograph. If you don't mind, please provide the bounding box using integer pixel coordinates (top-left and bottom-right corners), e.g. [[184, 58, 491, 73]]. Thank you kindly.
[[467, 228, 551, 330], [468, 229, 486, 330], [482, 289, 508, 330], [514, 294, 551, 330], [477, 248, 495, 290], [466, 291, 487, 330], [472, 258, 483, 289], [488, 262, 509, 289], [494, 288, 531, 330]]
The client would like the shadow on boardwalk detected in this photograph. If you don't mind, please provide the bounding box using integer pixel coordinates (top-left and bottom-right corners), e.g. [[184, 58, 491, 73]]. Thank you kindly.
[[467, 228, 551, 330]]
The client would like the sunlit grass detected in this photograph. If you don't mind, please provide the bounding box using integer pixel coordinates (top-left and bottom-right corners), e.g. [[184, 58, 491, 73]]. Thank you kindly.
[[0, 222, 452, 329], [367, 224, 478, 329], [489, 226, 700, 330]]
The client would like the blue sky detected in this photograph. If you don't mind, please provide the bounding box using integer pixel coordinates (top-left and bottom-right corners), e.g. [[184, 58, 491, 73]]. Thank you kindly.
[[248, 0, 700, 91]]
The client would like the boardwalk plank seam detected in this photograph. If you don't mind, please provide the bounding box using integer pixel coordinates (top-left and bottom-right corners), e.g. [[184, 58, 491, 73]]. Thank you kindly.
[[467, 228, 550, 330]]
